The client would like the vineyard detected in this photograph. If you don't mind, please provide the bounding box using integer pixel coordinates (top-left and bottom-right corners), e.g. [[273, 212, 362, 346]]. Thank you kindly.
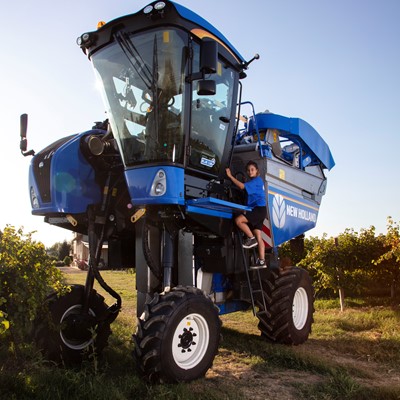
[[0, 220, 400, 398], [280, 218, 400, 311]]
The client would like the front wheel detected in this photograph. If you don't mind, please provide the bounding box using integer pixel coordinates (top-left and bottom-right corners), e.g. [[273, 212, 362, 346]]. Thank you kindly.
[[133, 286, 221, 382], [256, 267, 314, 345], [34, 284, 112, 364]]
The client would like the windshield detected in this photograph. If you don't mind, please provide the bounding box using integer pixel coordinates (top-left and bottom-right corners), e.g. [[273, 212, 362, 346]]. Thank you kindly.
[[92, 28, 187, 166]]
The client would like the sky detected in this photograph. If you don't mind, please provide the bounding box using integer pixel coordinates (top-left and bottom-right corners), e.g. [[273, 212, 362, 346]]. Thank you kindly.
[[1, 0, 399, 247]]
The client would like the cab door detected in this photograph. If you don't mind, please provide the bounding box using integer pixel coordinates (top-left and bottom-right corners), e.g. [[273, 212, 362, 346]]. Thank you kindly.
[[188, 57, 237, 178]]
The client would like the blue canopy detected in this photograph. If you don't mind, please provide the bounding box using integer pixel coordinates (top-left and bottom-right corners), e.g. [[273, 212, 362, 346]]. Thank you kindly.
[[249, 113, 335, 170], [172, 1, 245, 64]]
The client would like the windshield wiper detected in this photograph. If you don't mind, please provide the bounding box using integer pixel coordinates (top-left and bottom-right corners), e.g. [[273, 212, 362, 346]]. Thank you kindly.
[[151, 35, 159, 142], [114, 32, 153, 90]]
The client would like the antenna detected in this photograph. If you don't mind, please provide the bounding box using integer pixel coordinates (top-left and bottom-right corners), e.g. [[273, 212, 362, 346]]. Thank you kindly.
[[242, 53, 260, 70]]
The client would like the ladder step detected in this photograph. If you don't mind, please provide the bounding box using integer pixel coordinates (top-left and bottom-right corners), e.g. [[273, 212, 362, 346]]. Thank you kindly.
[[249, 265, 268, 270]]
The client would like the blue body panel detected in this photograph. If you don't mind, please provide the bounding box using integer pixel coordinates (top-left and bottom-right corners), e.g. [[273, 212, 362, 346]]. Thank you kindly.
[[249, 113, 335, 170], [211, 273, 250, 314], [268, 185, 319, 246], [125, 166, 185, 206], [30, 132, 102, 215], [218, 301, 250, 315], [186, 197, 251, 219]]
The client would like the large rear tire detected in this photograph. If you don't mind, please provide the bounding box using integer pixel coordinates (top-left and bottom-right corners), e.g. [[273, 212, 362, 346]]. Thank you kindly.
[[34, 284, 112, 364], [255, 267, 314, 345], [133, 286, 221, 382]]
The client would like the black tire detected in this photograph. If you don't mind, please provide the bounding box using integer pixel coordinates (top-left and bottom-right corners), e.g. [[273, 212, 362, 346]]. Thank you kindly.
[[133, 286, 221, 383], [255, 267, 314, 345], [34, 284, 112, 364]]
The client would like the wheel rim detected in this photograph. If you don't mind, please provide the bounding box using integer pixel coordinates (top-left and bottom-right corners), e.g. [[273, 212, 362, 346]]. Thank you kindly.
[[172, 313, 209, 370], [292, 287, 309, 330], [59, 305, 96, 350]]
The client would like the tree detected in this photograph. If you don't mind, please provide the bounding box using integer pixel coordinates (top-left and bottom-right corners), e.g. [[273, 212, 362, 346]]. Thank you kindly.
[[0, 226, 67, 344], [58, 240, 71, 261], [46, 242, 59, 259], [299, 227, 378, 311], [279, 235, 317, 266], [63, 255, 72, 266], [279, 234, 305, 265], [374, 217, 400, 298], [0, 297, 9, 336], [46, 240, 71, 261]]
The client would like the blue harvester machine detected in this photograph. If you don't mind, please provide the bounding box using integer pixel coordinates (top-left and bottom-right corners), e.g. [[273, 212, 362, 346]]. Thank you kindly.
[[20, 1, 334, 382]]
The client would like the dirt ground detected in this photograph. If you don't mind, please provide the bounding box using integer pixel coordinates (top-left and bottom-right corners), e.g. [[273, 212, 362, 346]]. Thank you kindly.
[[59, 265, 83, 274], [202, 341, 400, 400]]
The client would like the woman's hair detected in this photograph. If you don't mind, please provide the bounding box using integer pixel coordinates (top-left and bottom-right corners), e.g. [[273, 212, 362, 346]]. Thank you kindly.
[[246, 160, 259, 171]]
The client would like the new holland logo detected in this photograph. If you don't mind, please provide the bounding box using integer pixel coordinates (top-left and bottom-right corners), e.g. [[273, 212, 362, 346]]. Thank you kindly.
[[272, 194, 286, 228]]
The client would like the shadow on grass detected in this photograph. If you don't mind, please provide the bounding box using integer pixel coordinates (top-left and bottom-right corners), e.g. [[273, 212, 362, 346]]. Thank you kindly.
[[218, 326, 400, 400], [219, 326, 352, 376], [0, 335, 243, 400]]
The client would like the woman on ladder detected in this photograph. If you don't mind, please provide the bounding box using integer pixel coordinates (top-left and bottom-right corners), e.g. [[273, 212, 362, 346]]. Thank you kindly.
[[226, 160, 267, 266]]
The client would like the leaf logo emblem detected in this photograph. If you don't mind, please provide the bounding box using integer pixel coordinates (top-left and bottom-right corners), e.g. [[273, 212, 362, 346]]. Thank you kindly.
[[272, 194, 286, 228]]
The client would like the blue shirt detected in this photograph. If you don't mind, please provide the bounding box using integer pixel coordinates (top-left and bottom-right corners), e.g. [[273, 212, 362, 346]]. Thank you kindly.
[[244, 176, 266, 208]]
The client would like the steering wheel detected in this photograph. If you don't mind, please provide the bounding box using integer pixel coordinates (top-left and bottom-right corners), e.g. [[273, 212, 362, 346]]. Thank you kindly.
[[235, 171, 246, 183], [140, 101, 151, 113]]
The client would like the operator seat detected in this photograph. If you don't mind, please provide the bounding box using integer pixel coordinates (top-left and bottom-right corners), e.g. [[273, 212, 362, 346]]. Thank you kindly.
[[265, 129, 283, 158]]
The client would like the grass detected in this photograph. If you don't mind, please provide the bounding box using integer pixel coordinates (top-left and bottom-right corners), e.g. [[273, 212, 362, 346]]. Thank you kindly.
[[1, 269, 400, 399]]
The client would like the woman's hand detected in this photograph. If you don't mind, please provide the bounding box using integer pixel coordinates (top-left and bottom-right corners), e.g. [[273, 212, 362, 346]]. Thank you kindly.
[[225, 167, 245, 190]]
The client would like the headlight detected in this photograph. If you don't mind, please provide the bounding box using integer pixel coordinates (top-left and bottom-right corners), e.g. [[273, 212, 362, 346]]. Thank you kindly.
[[143, 5, 153, 14], [154, 2, 166, 10], [30, 186, 39, 209], [154, 182, 165, 195], [150, 169, 166, 196], [143, 2, 166, 16]]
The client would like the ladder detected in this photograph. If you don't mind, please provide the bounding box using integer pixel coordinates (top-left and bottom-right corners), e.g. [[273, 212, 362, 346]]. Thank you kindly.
[[236, 228, 269, 317]]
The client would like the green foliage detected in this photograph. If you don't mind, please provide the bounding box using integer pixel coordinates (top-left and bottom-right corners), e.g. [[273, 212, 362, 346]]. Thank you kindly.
[[373, 217, 400, 296], [279, 237, 305, 265], [46, 240, 72, 261], [45, 242, 59, 259], [292, 217, 400, 302], [377, 217, 400, 263], [58, 240, 71, 261], [63, 255, 72, 266], [299, 227, 383, 296], [0, 226, 67, 343], [279, 235, 316, 270], [0, 297, 9, 335]]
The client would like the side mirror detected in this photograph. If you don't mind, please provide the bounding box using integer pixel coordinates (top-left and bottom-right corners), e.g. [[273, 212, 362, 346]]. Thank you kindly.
[[20, 113, 28, 138], [20, 113, 35, 156], [187, 38, 218, 84], [200, 39, 218, 74], [20, 114, 28, 152], [197, 79, 216, 96], [197, 39, 218, 95]]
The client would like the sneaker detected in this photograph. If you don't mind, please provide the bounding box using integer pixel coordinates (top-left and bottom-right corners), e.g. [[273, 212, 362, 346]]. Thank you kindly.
[[243, 237, 258, 249], [255, 259, 266, 267]]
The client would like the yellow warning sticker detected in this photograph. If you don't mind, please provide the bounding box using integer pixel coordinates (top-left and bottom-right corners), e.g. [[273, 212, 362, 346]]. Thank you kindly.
[[163, 31, 170, 43], [217, 62, 222, 76]]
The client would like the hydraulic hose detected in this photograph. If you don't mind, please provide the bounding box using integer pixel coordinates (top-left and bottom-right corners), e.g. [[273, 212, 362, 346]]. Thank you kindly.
[[87, 176, 122, 319]]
